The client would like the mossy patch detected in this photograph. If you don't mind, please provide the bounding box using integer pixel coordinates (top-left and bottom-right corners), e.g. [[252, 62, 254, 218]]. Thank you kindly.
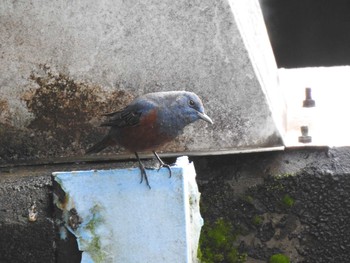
[[84, 205, 106, 263], [282, 194, 295, 208], [252, 215, 263, 226], [242, 195, 254, 204], [198, 218, 247, 263], [269, 253, 290, 263]]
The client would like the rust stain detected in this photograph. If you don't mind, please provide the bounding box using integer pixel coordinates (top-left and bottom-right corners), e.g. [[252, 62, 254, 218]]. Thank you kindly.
[[1, 64, 135, 164], [0, 99, 11, 125], [23, 66, 133, 131], [0, 99, 18, 164]]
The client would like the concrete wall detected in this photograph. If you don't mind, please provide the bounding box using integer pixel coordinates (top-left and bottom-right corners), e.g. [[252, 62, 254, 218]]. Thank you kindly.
[[194, 147, 350, 262], [1, 147, 350, 262], [0, 0, 283, 165]]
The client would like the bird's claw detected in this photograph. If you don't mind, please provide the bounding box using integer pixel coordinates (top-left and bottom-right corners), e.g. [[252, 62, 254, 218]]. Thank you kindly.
[[153, 151, 172, 178], [135, 152, 173, 189], [139, 166, 151, 189], [135, 152, 151, 189], [157, 163, 172, 178], [145, 164, 172, 178]]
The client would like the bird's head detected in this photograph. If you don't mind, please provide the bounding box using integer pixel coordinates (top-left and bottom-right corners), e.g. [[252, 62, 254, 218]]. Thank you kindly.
[[175, 91, 213, 125]]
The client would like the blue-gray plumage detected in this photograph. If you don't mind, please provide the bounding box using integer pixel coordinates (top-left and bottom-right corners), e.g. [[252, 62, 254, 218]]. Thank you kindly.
[[86, 91, 213, 187]]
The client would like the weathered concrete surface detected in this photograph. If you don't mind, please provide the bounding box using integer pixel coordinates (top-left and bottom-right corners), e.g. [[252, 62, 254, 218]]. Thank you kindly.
[[0, 174, 55, 263], [0, 0, 283, 164], [195, 147, 350, 262], [2, 147, 350, 262], [229, 0, 285, 138]]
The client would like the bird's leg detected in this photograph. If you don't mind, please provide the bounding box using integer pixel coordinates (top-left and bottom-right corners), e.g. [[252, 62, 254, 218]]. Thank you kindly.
[[135, 152, 151, 189], [153, 151, 172, 178]]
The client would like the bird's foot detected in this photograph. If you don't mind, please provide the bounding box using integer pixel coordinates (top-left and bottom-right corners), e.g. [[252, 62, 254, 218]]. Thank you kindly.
[[153, 151, 172, 178], [139, 165, 151, 189], [157, 162, 172, 178], [135, 152, 151, 189]]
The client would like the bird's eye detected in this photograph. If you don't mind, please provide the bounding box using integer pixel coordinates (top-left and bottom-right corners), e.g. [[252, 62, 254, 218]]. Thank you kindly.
[[189, 99, 195, 107]]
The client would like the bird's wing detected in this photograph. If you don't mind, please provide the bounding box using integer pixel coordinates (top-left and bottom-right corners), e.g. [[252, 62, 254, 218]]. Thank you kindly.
[[101, 106, 142, 127], [101, 95, 159, 128]]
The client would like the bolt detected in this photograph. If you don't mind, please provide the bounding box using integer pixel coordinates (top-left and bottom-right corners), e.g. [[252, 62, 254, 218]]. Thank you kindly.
[[298, 126, 312, 143]]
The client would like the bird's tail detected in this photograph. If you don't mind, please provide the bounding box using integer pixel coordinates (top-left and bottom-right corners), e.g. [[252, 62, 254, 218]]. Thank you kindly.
[[86, 136, 115, 154]]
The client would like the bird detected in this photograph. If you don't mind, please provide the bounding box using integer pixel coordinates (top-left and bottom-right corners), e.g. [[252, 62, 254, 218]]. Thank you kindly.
[[86, 91, 213, 188]]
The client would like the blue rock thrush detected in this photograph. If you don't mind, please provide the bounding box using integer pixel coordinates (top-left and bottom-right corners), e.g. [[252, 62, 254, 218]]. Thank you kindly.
[[86, 91, 213, 188]]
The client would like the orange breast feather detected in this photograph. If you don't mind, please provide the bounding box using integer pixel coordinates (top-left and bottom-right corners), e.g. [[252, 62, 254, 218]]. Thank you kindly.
[[116, 109, 173, 152]]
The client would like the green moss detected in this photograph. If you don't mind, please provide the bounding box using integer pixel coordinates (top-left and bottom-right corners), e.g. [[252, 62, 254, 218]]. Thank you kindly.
[[87, 236, 104, 262], [282, 194, 295, 208], [189, 196, 194, 206], [273, 173, 295, 179], [84, 205, 106, 263], [252, 215, 263, 226], [269, 253, 290, 263], [85, 208, 103, 232], [242, 195, 254, 204], [266, 181, 285, 192], [198, 218, 247, 263]]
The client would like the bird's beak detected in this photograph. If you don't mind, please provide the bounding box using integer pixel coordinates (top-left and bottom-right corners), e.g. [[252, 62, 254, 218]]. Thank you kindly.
[[197, 111, 213, 124]]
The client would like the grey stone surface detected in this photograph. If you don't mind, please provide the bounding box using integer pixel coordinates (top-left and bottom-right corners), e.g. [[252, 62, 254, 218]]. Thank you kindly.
[[194, 146, 350, 262], [0, 174, 55, 263], [0, 0, 283, 164]]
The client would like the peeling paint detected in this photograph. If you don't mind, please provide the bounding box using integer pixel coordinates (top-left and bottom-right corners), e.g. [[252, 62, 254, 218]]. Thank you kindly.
[[52, 157, 203, 262], [54, 174, 109, 262]]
